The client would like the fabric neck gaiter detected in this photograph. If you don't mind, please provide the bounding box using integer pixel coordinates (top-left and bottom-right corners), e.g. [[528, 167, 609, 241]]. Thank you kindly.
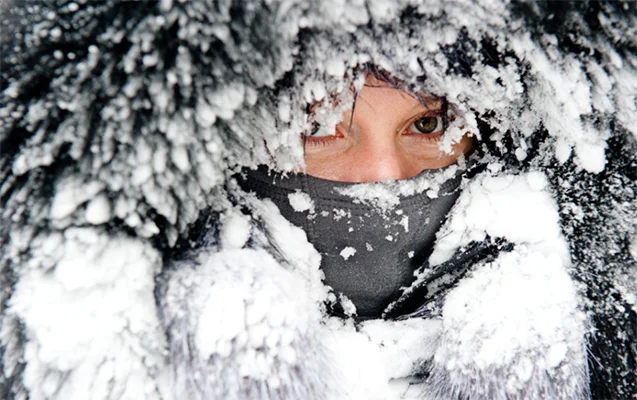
[[238, 165, 463, 320]]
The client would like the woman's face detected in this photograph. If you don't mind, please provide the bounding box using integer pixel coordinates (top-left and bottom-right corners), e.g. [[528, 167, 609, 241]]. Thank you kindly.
[[304, 75, 473, 182]]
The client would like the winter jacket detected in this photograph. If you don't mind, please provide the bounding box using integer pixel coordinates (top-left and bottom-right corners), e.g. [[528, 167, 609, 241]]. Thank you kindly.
[[1, 1, 636, 399]]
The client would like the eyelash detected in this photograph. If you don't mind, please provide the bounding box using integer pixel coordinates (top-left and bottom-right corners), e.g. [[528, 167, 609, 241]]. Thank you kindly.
[[303, 134, 339, 147]]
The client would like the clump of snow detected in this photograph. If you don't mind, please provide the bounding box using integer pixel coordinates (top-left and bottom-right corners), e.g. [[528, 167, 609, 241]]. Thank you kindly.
[[339, 295, 357, 317], [242, 192, 328, 306], [322, 319, 392, 400], [614, 267, 637, 313], [191, 248, 315, 361], [163, 245, 332, 398], [219, 211, 252, 249], [50, 179, 106, 221], [398, 216, 409, 233], [322, 316, 443, 399], [335, 165, 460, 210], [288, 191, 315, 213], [85, 194, 111, 225], [340, 246, 357, 260]]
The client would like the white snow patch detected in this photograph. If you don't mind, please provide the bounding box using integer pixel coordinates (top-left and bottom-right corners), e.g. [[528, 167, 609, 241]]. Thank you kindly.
[[50, 179, 106, 220], [322, 317, 442, 400], [85, 193, 111, 225], [335, 165, 460, 210], [399, 216, 409, 233], [629, 235, 637, 261], [340, 246, 357, 260], [288, 191, 315, 213], [220, 211, 252, 249]]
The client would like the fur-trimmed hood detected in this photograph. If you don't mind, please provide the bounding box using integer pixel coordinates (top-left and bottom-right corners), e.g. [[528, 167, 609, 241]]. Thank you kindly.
[[1, 1, 636, 399]]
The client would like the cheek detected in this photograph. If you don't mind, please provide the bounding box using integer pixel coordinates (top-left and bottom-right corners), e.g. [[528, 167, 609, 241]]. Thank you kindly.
[[404, 134, 474, 170], [305, 153, 350, 181]]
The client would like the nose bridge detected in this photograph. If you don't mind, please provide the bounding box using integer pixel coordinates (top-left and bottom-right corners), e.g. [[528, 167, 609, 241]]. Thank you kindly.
[[353, 126, 408, 182]]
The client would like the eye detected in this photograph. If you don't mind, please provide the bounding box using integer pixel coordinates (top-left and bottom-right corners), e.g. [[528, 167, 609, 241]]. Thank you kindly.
[[409, 116, 443, 134]]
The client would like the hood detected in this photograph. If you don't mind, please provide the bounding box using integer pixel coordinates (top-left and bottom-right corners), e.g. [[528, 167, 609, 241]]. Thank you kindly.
[[1, 1, 636, 399]]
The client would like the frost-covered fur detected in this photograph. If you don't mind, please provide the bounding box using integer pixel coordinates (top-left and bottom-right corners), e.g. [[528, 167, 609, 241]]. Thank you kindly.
[[425, 173, 590, 400], [1, 1, 636, 399], [157, 203, 334, 400]]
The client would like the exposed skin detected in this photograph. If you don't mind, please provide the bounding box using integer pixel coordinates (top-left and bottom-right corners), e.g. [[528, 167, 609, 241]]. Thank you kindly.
[[304, 75, 474, 182]]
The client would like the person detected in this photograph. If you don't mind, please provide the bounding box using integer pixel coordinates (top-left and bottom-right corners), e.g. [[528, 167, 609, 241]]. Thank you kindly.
[[1, 2, 635, 400], [166, 65, 593, 400], [238, 69, 476, 321]]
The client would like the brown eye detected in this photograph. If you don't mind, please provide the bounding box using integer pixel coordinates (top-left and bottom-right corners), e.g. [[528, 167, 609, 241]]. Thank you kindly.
[[412, 116, 442, 133]]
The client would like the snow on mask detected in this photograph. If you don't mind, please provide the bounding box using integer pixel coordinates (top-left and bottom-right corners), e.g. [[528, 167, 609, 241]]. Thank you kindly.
[[239, 166, 463, 319]]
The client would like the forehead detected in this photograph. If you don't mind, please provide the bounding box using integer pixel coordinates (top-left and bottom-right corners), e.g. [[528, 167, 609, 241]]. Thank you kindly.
[[353, 75, 441, 118]]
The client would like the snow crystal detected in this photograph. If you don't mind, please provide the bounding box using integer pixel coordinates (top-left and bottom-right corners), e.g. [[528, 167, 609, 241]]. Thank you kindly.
[[365, 243, 373, 252], [340, 247, 356, 260], [288, 191, 315, 213]]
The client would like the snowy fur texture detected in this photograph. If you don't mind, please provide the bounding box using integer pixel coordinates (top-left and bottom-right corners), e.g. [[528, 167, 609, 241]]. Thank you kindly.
[[157, 203, 333, 400], [1, 1, 636, 399], [160, 248, 329, 400], [426, 173, 589, 400]]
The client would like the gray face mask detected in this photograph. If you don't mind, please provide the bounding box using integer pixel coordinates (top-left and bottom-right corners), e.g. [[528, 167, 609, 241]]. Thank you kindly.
[[239, 166, 463, 320]]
